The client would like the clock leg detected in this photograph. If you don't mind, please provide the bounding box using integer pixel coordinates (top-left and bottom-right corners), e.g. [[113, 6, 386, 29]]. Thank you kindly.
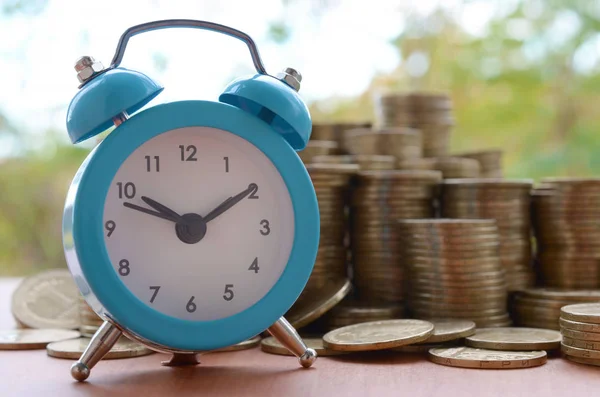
[[70, 321, 122, 382], [267, 317, 317, 368]]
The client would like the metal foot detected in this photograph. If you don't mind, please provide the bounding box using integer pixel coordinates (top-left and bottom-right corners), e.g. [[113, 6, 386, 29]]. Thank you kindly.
[[70, 321, 122, 382], [267, 316, 317, 368], [161, 353, 200, 367]]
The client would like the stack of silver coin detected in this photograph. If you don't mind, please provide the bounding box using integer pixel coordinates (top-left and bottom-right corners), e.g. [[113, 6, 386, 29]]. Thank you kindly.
[[350, 170, 442, 304], [397, 219, 511, 328], [441, 179, 535, 290], [531, 178, 600, 289]]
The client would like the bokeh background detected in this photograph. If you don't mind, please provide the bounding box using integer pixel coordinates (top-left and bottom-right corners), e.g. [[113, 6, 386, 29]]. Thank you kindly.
[[0, 0, 598, 275]]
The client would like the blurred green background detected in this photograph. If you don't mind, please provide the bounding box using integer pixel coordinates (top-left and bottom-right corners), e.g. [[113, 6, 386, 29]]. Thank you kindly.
[[0, 0, 599, 275]]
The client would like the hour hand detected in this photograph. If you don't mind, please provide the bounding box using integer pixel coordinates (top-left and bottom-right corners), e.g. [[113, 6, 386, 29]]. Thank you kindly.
[[123, 201, 178, 223]]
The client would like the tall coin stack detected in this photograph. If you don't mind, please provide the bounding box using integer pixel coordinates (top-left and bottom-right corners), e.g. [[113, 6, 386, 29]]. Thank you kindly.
[[511, 289, 600, 330], [285, 164, 357, 328], [441, 179, 535, 290], [560, 303, 600, 367], [311, 123, 372, 154], [397, 219, 511, 328], [457, 150, 503, 178], [350, 170, 442, 305], [374, 92, 454, 157], [531, 178, 600, 289]]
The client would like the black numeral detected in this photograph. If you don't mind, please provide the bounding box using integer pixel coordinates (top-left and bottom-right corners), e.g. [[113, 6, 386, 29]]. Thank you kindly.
[[248, 183, 259, 199], [260, 219, 270, 235], [179, 145, 197, 161], [117, 182, 136, 199], [145, 155, 160, 172], [149, 286, 160, 303], [186, 296, 197, 313], [118, 259, 130, 276], [249, 257, 259, 273], [224, 156, 229, 172], [223, 284, 234, 301], [105, 220, 116, 237]]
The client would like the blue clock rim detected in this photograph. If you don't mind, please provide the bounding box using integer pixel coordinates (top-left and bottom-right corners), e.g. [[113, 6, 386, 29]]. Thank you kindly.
[[71, 100, 319, 351]]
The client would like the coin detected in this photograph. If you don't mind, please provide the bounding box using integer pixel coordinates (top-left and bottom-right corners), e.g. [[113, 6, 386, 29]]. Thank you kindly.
[[0, 329, 80, 350], [564, 355, 600, 367], [213, 335, 262, 352], [46, 336, 153, 359], [323, 319, 434, 352], [562, 336, 600, 351], [464, 327, 561, 351], [260, 336, 346, 356], [560, 328, 600, 342], [428, 346, 547, 369], [393, 342, 458, 353], [559, 318, 600, 333], [416, 320, 476, 343], [286, 279, 352, 329], [561, 303, 600, 324], [11, 269, 80, 329], [561, 343, 600, 359]]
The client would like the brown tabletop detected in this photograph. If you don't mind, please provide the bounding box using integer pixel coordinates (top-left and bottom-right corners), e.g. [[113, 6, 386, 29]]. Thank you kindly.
[[0, 278, 599, 396]]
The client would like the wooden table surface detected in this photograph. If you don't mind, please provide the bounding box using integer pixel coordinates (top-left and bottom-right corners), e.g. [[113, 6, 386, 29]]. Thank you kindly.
[[1, 278, 599, 396]]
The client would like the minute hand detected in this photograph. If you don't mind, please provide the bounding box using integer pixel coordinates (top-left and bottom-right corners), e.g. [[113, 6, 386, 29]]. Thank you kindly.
[[203, 184, 254, 223]]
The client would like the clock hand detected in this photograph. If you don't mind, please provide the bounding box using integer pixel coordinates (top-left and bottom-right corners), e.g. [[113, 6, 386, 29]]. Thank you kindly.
[[123, 202, 177, 223], [141, 196, 182, 222], [203, 184, 255, 223]]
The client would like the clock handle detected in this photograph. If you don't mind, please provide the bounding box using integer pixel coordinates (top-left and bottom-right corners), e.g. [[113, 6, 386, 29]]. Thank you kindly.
[[109, 19, 268, 75], [70, 321, 122, 382], [268, 317, 317, 368]]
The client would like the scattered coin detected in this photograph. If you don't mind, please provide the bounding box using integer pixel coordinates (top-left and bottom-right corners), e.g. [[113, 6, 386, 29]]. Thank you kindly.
[[0, 329, 80, 350], [213, 336, 262, 352], [11, 269, 80, 329], [46, 336, 154, 359], [287, 279, 352, 329], [465, 327, 561, 351], [260, 337, 346, 357], [561, 303, 600, 324], [418, 320, 476, 344], [428, 346, 547, 369], [393, 342, 456, 353], [323, 319, 434, 352]]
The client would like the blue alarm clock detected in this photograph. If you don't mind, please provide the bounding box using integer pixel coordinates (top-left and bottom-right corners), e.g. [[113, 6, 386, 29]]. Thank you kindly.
[[62, 20, 319, 382]]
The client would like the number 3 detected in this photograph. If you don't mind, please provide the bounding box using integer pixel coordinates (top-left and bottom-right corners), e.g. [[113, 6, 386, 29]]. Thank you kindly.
[[260, 219, 270, 235]]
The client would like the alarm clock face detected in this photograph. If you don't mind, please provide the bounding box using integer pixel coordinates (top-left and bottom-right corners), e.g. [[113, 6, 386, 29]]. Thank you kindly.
[[102, 127, 295, 322]]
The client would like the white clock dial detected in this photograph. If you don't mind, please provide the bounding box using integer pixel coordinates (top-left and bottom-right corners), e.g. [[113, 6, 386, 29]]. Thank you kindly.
[[103, 127, 295, 321]]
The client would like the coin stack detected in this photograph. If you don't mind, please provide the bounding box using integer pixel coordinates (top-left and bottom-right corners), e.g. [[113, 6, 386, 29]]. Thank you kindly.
[[374, 92, 454, 157], [560, 303, 600, 367], [457, 150, 503, 178], [285, 164, 357, 328], [319, 299, 406, 331], [297, 140, 339, 164], [344, 128, 422, 162], [441, 179, 535, 290], [311, 155, 396, 170], [78, 296, 104, 337], [429, 157, 480, 179], [311, 122, 372, 154], [350, 170, 443, 304], [511, 289, 600, 330], [397, 219, 511, 328], [531, 179, 600, 289]]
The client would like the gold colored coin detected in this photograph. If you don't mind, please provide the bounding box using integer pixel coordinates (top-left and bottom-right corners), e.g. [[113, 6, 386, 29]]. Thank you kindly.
[[561, 303, 600, 324], [559, 318, 600, 333], [286, 279, 352, 329], [323, 319, 434, 352], [465, 327, 561, 351], [47, 336, 154, 359], [561, 343, 600, 359], [11, 269, 80, 329], [213, 336, 262, 352], [428, 346, 547, 369], [564, 355, 600, 367], [562, 337, 600, 351], [417, 320, 476, 344], [393, 342, 456, 353], [260, 337, 346, 356], [0, 329, 80, 350], [560, 327, 600, 342]]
